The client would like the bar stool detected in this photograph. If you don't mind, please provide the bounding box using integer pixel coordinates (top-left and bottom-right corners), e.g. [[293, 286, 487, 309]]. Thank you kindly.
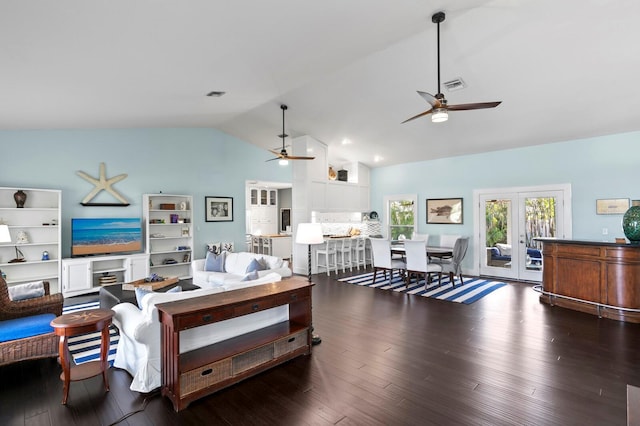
[[316, 239, 338, 276], [252, 236, 261, 254], [351, 237, 367, 270], [261, 237, 272, 255], [336, 238, 353, 273]]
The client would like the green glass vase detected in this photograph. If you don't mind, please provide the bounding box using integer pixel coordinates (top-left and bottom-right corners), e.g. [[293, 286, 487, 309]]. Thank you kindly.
[[622, 206, 640, 244]]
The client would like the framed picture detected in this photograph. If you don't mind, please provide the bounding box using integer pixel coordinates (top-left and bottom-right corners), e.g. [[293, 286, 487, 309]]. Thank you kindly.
[[426, 198, 463, 224], [596, 198, 629, 215], [205, 196, 233, 222]]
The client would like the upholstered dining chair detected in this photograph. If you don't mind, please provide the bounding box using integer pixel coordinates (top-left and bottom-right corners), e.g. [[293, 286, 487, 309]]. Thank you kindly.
[[439, 234, 461, 249], [431, 237, 469, 286], [370, 238, 406, 285], [404, 240, 442, 287], [411, 232, 429, 242]]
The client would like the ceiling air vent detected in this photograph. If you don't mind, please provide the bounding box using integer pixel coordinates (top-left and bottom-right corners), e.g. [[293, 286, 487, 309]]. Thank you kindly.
[[443, 78, 466, 92]]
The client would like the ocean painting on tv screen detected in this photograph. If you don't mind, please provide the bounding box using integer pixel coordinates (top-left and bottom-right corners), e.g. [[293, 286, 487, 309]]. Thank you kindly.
[[72, 218, 142, 256]]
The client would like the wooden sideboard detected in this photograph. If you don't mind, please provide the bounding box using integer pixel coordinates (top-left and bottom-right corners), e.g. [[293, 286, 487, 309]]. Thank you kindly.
[[156, 278, 313, 411], [538, 238, 640, 323]]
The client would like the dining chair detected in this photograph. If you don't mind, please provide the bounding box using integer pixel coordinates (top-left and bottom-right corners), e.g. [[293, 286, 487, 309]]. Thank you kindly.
[[432, 237, 469, 286], [411, 232, 429, 242], [351, 237, 367, 270], [439, 234, 461, 248], [370, 238, 406, 284], [404, 240, 442, 287], [316, 239, 338, 276]]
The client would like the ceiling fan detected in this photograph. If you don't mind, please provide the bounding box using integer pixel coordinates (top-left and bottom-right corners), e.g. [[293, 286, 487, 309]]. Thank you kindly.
[[402, 11, 501, 124], [267, 104, 315, 164]]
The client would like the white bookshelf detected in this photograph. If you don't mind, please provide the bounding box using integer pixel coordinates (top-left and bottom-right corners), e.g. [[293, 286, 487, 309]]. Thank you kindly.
[[0, 187, 62, 293], [143, 194, 194, 280]]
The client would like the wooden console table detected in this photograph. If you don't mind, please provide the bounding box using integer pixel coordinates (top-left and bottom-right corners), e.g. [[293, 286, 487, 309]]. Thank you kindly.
[[537, 239, 640, 323], [156, 278, 313, 411]]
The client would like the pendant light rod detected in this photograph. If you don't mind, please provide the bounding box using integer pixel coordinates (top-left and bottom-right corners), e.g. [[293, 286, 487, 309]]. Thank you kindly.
[[279, 104, 288, 145], [432, 11, 445, 95]]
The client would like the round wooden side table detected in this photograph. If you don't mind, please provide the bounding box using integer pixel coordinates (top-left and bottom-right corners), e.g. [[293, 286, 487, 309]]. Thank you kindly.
[[50, 308, 114, 405]]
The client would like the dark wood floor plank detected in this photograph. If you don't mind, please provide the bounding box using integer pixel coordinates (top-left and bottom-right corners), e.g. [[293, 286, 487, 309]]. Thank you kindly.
[[2, 269, 639, 425]]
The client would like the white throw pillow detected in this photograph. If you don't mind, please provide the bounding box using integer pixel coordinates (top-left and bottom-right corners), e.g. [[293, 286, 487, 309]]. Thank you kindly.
[[7, 281, 45, 301], [496, 243, 512, 256]]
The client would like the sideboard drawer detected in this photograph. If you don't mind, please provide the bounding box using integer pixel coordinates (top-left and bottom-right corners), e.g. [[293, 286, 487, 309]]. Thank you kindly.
[[233, 298, 278, 316], [274, 329, 308, 358], [180, 358, 232, 396], [276, 288, 310, 305], [177, 308, 234, 330]]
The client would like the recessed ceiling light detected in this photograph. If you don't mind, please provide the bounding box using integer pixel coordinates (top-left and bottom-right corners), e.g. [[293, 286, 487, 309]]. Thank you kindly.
[[342, 138, 352, 145], [374, 155, 383, 162], [206, 91, 226, 97]]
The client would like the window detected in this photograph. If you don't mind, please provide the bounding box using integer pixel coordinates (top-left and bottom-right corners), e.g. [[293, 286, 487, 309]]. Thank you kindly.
[[385, 195, 417, 240]]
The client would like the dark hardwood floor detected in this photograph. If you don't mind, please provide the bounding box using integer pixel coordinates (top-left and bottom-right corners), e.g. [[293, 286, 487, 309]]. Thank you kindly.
[[2, 269, 639, 425]]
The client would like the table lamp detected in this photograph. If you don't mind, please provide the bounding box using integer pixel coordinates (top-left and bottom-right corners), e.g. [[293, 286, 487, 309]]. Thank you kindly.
[[0, 225, 11, 264], [295, 222, 324, 345]]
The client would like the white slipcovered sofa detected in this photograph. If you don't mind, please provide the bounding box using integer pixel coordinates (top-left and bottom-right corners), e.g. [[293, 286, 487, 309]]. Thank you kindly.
[[111, 273, 285, 393], [191, 251, 292, 288]]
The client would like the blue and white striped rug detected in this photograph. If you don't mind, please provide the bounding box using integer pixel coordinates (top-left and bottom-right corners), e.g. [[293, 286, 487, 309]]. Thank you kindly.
[[62, 301, 119, 366], [338, 271, 507, 304]]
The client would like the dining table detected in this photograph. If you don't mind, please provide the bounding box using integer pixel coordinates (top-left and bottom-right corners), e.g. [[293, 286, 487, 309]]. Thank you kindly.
[[391, 244, 453, 259]]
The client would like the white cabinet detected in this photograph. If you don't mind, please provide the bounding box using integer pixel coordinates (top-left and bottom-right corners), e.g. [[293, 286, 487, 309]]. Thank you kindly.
[[61, 253, 149, 297], [270, 236, 292, 260], [0, 187, 61, 293], [143, 194, 194, 280], [247, 186, 278, 235]]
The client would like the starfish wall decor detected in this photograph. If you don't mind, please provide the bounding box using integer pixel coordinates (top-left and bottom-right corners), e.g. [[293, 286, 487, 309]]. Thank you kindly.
[[77, 162, 130, 206]]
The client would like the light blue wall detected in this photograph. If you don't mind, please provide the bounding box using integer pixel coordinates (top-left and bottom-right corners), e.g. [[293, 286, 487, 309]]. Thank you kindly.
[[0, 128, 291, 258], [370, 131, 640, 269]]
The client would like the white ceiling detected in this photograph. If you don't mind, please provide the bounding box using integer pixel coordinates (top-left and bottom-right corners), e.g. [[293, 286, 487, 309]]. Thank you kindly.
[[2, 0, 640, 168]]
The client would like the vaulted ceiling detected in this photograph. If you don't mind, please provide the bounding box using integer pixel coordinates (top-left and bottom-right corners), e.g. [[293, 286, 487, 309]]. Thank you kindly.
[[2, 0, 639, 168]]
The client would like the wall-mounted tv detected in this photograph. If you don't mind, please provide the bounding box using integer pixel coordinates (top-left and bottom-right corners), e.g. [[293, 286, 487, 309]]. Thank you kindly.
[[71, 218, 143, 257]]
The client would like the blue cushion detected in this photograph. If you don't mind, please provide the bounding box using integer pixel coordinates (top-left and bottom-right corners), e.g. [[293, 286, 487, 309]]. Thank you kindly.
[[0, 313, 56, 342], [242, 270, 259, 281], [135, 285, 182, 309], [204, 251, 226, 272], [245, 258, 267, 273]]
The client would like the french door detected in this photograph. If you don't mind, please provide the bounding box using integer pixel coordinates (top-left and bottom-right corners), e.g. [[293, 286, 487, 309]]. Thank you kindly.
[[476, 185, 571, 282]]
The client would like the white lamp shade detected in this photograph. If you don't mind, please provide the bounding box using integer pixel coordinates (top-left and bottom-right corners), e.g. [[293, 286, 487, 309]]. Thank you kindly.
[[295, 223, 324, 245], [0, 225, 11, 244]]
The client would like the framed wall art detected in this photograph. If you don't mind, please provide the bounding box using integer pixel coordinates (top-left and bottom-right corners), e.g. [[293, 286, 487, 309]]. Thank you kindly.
[[205, 196, 233, 222], [596, 198, 629, 215], [426, 198, 463, 224]]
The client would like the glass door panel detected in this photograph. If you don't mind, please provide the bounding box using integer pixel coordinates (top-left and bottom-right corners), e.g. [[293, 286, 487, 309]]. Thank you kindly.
[[480, 195, 518, 279]]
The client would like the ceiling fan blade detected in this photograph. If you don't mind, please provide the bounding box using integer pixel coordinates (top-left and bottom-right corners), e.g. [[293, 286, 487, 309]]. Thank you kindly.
[[265, 157, 281, 162], [269, 149, 285, 157], [417, 91, 442, 109], [286, 155, 315, 160], [401, 109, 433, 124], [447, 101, 502, 111]]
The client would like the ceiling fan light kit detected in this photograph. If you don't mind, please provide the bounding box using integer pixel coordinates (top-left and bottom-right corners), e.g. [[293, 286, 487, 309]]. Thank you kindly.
[[402, 11, 501, 124], [431, 108, 448, 123], [266, 104, 315, 164]]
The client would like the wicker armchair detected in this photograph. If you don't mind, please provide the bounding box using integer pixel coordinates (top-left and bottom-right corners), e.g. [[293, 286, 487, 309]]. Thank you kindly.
[[0, 277, 64, 366], [0, 277, 64, 321]]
